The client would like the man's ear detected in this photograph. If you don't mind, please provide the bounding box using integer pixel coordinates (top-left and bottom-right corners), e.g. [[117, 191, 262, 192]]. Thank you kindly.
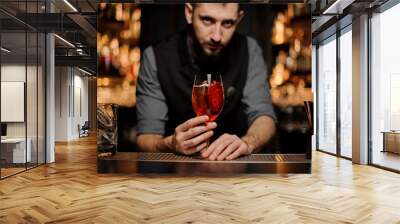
[[185, 3, 193, 24], [237, 10, 244, 24]]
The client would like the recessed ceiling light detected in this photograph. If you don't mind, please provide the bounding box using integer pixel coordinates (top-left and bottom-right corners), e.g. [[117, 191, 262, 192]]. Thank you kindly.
[[63, 0, 78, 12], [78, 67, 93, 76], [54, 34, 75, 48], [1, 47, 11, 53], [322, 0, 355, 15]]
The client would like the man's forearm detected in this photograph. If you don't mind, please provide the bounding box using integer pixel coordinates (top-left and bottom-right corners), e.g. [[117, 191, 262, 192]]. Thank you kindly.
[[136, 134, 175, 153], [241, 115, 276, 154]]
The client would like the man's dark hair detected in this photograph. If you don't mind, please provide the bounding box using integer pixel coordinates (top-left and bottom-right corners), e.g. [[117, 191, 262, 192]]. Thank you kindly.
[[191, 3, 242, 12]]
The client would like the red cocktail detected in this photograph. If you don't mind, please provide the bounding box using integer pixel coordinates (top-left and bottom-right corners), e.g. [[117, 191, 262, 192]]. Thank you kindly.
[[192, 74, 224, 122]]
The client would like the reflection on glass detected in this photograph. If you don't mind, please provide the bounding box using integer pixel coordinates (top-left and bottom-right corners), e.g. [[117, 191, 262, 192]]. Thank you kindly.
[[340, 29, 352, 158], [371, 4, 400, 171], [318, 37, 337, 154]]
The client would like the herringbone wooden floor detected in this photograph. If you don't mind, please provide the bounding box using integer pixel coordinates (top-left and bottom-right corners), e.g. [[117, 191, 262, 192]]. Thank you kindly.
[[1, 136, 400, 224]]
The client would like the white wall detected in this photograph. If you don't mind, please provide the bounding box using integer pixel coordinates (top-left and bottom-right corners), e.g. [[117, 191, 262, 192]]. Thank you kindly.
[[1, 65, 41, 138], [54, 67, 89, 141], [55, 66, 69, 141], [72, 73, 89, 138]]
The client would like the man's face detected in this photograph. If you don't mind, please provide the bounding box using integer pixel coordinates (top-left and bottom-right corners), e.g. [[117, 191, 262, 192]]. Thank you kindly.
[[185, 3, 243, 56]]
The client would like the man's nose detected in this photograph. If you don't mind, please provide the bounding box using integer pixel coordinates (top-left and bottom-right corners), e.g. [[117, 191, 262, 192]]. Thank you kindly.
[[210, 24, 222, 43]]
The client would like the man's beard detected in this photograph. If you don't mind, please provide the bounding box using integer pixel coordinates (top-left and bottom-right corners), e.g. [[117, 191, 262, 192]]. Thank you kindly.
[[191, 36, 226, 72]]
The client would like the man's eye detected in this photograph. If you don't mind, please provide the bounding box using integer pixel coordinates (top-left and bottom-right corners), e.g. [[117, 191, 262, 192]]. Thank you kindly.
[[202, 17, 212, 25], [222, 21, 234, 28]]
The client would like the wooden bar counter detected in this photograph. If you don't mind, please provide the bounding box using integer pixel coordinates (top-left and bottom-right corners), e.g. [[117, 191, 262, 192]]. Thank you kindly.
[[98, 152, 311, 175]]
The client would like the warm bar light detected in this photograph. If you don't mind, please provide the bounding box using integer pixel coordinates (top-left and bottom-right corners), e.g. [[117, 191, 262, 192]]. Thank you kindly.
[[63, 0, 78, 12], [54, 34, 75, 48]]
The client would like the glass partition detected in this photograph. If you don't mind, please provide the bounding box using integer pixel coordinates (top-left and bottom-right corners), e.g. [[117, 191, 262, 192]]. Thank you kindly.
[[0, 0, 46, 179], [1, 26, 28, 178], [371, 3, 400, 171], [339, 28, 352, 158], [317, 36, 337, 154]]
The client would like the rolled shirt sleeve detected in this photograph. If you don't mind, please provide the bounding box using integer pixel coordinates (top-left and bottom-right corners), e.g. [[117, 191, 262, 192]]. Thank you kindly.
[[242, 37, 277, 126], [136, 47, 168, 135]]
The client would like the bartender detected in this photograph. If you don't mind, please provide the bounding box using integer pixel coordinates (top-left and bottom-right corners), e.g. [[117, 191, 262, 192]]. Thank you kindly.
[[136, 3, 276, 160]]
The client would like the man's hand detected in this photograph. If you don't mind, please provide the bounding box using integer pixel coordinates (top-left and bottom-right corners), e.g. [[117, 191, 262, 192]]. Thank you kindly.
[[201, 134, 251, 160], [173, 115, 217, 155]]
